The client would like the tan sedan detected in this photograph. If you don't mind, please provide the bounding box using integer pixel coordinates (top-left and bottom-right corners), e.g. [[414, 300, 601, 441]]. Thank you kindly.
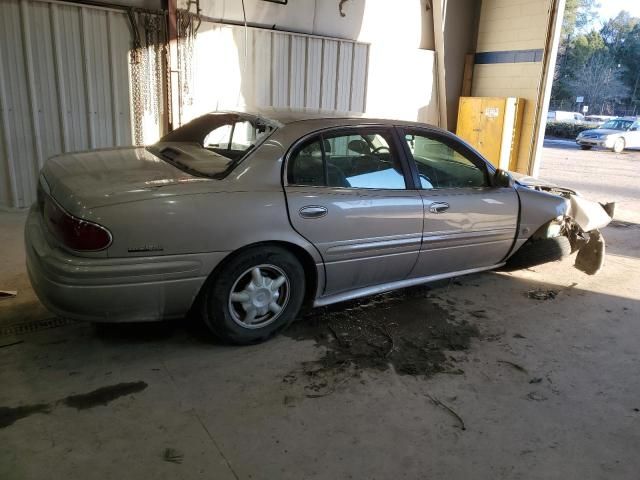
[[26, 110, 612, 343]]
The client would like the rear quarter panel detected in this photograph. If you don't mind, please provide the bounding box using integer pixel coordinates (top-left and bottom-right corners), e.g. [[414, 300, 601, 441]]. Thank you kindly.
[[97, 190, 317, 258], [91, 139, 323, 272]]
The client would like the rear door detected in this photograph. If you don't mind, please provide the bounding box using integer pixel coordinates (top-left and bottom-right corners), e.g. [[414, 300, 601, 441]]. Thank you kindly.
[[398, 127, 519, 277], [284, 126, 424, 296]]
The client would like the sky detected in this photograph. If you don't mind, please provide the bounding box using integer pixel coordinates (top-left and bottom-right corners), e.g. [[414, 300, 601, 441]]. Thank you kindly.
[[597, 0, 640, 22]]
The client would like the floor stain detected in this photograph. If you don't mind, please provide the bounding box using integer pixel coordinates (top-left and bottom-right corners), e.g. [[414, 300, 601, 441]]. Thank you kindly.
[[1, 381, 149, 428], [0, 403, 50, 429], [284, 286, 478, 395], [63, 381, 148, 410]]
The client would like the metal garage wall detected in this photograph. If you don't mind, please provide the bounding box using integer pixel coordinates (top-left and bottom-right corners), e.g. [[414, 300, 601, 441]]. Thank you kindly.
[[0, 0, 134, 209], [0, 4, 369, 208], [179, 20, 370, 124]]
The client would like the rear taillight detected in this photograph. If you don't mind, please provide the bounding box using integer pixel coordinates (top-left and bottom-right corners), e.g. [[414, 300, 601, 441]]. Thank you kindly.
[[44, 199, 112, 251]]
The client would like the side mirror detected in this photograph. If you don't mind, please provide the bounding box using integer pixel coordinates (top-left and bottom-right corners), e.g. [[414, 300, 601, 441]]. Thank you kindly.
[[630, 126, 638, 131], [493, 169, 514, 188]]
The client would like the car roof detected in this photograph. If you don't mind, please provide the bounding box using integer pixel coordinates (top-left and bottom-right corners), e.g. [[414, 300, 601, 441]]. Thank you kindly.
[[219, 107, 433, 128]]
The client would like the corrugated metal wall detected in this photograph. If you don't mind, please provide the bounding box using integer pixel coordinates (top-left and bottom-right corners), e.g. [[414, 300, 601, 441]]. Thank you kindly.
[[0, 0, 133, 209], [180, 21, 370, 123], [0, 4, 370, 209]]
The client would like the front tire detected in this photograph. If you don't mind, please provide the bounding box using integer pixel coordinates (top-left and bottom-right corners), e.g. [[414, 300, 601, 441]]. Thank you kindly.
[[200, 246, 305, 344], [612, 138, 625, 153], [506, 236, 572, 270], [579, 145, 592, 150]]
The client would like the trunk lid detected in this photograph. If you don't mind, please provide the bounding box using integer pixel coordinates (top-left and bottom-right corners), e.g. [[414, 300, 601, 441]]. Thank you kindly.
[[41, 147, 213, 212]]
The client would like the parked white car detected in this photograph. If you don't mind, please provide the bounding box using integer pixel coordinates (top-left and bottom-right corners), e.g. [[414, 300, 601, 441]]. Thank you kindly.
[[584, 115, 616, 126], [548, 110, 585, 124], [576, 118, 640, 153]]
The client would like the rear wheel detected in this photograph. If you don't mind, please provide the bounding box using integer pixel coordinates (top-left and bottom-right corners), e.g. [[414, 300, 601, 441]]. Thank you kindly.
[[200, 246, 305, 344], [579, 145, 592, 150], [506, 236, 572, 270], [612, 138, 625, 153]]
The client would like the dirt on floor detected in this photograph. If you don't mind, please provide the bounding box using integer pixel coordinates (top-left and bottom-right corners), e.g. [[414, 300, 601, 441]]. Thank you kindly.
[[283, 285, 479, 397]]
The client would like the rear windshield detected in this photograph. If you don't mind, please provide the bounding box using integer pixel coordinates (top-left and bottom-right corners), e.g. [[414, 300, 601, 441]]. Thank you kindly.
[[147, 113, 276, 178]]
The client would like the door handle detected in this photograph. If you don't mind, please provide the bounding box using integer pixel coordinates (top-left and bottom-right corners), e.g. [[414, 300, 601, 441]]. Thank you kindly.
[[299, 205, 328, 219], [429, 202, 450, 214]]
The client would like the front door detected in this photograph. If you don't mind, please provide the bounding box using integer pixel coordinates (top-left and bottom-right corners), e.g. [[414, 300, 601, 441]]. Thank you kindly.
[[398, 127, 519, 277], [626, 120, 640, 148], [284, 126, 424, 296]]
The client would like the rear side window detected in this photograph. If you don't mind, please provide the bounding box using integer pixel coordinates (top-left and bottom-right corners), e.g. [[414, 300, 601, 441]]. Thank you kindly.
[[288, 129, 407, 190], [287, 138, 325, 186]]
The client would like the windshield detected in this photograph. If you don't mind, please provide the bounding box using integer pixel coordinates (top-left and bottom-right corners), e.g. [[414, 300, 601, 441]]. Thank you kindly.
[[147, 113, 277, 178], [601, 119, 633, 131]]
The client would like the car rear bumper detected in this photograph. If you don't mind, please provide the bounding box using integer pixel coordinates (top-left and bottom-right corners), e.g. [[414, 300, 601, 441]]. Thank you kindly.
[[25, 206, 228, 322]]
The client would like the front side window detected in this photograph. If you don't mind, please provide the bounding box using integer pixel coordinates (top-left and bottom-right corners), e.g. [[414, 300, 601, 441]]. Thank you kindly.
[[403, 132, 488, 189], [288, 129, 407, 190]]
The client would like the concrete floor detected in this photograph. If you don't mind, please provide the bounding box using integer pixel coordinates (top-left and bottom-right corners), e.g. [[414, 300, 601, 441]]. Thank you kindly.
[[1, 145, 639, 479]]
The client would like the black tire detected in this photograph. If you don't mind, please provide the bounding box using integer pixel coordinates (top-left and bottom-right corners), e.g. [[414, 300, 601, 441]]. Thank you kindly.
[[579, 145, 592, 150], [506, 236, 572, 270], [199, 246, 305, 345]]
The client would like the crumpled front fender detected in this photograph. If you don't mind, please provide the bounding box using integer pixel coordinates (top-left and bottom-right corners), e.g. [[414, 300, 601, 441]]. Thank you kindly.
[[564, 195, 613, 275], [514, 182, 614, 275], [568, 195, 613, 232], [575, 229, 605, 275]]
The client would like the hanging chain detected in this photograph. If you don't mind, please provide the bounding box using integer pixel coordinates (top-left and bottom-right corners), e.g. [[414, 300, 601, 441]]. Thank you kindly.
[[176, 10, 199, 126], [129, 11, 166, 145], [128, 9, 201, 142], [128, 9, 144, 145]]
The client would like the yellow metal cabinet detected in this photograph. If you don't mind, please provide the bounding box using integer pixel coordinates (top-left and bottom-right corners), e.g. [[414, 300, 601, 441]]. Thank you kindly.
[[456, 97, 525, 170]]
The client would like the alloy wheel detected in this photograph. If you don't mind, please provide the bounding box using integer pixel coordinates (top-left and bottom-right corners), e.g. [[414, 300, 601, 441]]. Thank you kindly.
[[228, 264, 291, 329]]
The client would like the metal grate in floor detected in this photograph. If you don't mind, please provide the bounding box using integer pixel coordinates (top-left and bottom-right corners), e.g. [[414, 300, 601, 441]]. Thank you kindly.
[[0, 317, 77, 338]]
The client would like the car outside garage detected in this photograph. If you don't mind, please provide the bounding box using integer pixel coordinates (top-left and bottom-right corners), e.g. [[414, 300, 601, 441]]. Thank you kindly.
[[2, 1, 640, 479]]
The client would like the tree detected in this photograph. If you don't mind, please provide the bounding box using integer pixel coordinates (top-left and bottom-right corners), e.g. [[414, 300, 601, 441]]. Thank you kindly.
[[565, 31, 606, 72], [552, 0, 601, 105], [552, 31, 605, 105], [601, 11, 638, 56], [567, 53, 630, 114], [552, 2, 640, 114], [601, 13, 640, 109], [622, 23, 640, 108], [561, 0, 600, 42]]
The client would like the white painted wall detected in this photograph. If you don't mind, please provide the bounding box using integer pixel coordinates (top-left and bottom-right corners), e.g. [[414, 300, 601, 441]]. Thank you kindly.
[[178, 0, 439, 124], [181, 23, 370, 123]]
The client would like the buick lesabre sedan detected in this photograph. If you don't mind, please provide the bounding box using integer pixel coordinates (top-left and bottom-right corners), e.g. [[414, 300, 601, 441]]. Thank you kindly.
[[26, 110, 613, 344]]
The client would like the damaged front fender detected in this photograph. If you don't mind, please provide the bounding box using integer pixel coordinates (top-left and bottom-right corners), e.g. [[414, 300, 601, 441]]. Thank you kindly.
[[575, 230, 605, 275], [568, 195, 613, 232], [564, 195, 613, 274], [512, 173, 614, 275]]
